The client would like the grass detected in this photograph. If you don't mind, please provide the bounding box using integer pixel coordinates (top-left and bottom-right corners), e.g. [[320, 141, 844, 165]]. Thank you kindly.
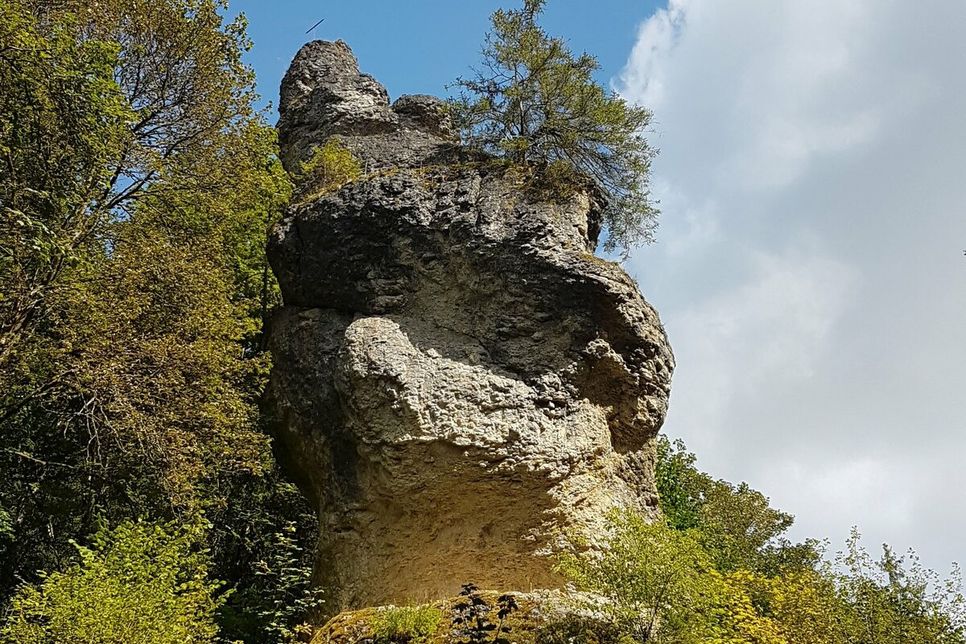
[[370, 605, 443, 643]]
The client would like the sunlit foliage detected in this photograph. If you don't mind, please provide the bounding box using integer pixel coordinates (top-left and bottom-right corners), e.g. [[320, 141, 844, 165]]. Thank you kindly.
[[1, 520, 223, 644]]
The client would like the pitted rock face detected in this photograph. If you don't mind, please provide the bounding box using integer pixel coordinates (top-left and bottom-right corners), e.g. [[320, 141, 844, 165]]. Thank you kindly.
[[268, 41, 674, 613], [391, 94, 455, 139], [277, 39, 458, 174]]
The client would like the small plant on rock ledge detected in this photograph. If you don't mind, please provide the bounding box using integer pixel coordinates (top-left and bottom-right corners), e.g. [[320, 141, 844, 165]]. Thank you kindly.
[[296, 139, 362, 201], [451, 583, 519, 644]]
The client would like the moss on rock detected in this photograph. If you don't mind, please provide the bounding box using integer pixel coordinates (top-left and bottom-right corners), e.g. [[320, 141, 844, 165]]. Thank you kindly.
[[311, 589, 626, 644]]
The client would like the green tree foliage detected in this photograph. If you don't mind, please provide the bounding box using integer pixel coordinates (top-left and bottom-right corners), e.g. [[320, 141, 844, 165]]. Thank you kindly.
[[296, 139, 362, 202], [832, 529, 966, 643], [568, 437, 966, 643], [0, 0, 130, 366], [0, 4, 316, 639], [210, 472, 324, 643], [656, 437, 820, 575], [560, 509, 966, 644], [559, 511, 720, 642], [452, 0, 658, 255], [560, 511, 795, 643], [0, 0, 133, 593], [1, 520, 223, 644], [0, 0, 261, 365]]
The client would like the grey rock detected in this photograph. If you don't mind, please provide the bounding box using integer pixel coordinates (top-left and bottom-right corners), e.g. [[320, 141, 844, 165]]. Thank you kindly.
[[277, 40, 459, 175], [268, 41, 674, 613], [391, 94, 455, 139]]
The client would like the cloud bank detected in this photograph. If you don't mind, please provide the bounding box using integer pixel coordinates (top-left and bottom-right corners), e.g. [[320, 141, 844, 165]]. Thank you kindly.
[[620, 0, 966, 569]]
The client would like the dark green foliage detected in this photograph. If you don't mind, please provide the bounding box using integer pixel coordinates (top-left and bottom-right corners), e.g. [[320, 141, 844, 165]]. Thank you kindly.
[[453, 0, 658, 255], [0, 2, 318, 641], [210, 471, 324, 643], [654, 437, 704, 532]]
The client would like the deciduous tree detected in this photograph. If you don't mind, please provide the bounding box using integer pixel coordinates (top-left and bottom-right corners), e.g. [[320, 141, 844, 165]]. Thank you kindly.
[[0, 0, 295, 613], [1, 520, 223, 644]]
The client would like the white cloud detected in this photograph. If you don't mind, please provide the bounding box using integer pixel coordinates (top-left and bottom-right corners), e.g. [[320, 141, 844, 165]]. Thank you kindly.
[[759, 456, 916, 539], [621, 0, 966, 570]]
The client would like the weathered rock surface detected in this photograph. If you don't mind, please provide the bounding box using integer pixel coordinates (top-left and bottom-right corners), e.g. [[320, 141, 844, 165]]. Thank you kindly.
[[267, 40, 674, 613], [277, 39, 459, 175]]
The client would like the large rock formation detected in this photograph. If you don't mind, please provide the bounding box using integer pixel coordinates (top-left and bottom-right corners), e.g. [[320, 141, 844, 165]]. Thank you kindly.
[[267, 40, 674, 613]]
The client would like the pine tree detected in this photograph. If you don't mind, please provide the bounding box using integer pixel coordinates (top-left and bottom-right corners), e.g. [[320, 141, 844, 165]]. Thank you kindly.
[[453, 0, 658, 255]]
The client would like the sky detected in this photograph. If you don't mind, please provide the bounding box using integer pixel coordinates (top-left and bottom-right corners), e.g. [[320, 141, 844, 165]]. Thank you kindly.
[[231, 0, 659, 111], [232, 0, 966, 573]]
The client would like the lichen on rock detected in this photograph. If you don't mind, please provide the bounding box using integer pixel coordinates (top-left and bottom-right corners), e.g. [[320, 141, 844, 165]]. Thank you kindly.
[[266, 40, 674, 614]]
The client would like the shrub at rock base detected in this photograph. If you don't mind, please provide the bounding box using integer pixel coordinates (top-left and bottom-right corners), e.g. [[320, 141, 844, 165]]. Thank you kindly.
[[1, 520, 224, 644]]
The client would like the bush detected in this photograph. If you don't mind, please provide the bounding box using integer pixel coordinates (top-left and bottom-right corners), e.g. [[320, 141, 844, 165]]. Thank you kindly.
[[558, 510, 798, 643], [370, 605, 443, 643], [558, 511, 719, 642], [297, 140, 362, 200], [536, 616, 630, 644], [831, 529, 966, 643], [1, 520, 224, 644], [211, 473, 324, 643], [558, 506, 966, 643]]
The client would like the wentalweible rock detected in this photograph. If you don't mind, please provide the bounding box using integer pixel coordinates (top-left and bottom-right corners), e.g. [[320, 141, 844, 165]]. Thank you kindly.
[[267, 40, 674, 612]]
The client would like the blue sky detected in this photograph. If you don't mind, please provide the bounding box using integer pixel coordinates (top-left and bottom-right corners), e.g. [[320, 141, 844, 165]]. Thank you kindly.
[[230, 0, 966, 573], [231, 0, 661, 114]]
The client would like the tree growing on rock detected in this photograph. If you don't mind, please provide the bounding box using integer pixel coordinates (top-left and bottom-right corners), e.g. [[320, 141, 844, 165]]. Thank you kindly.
[[452, 0, 658, 256]]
